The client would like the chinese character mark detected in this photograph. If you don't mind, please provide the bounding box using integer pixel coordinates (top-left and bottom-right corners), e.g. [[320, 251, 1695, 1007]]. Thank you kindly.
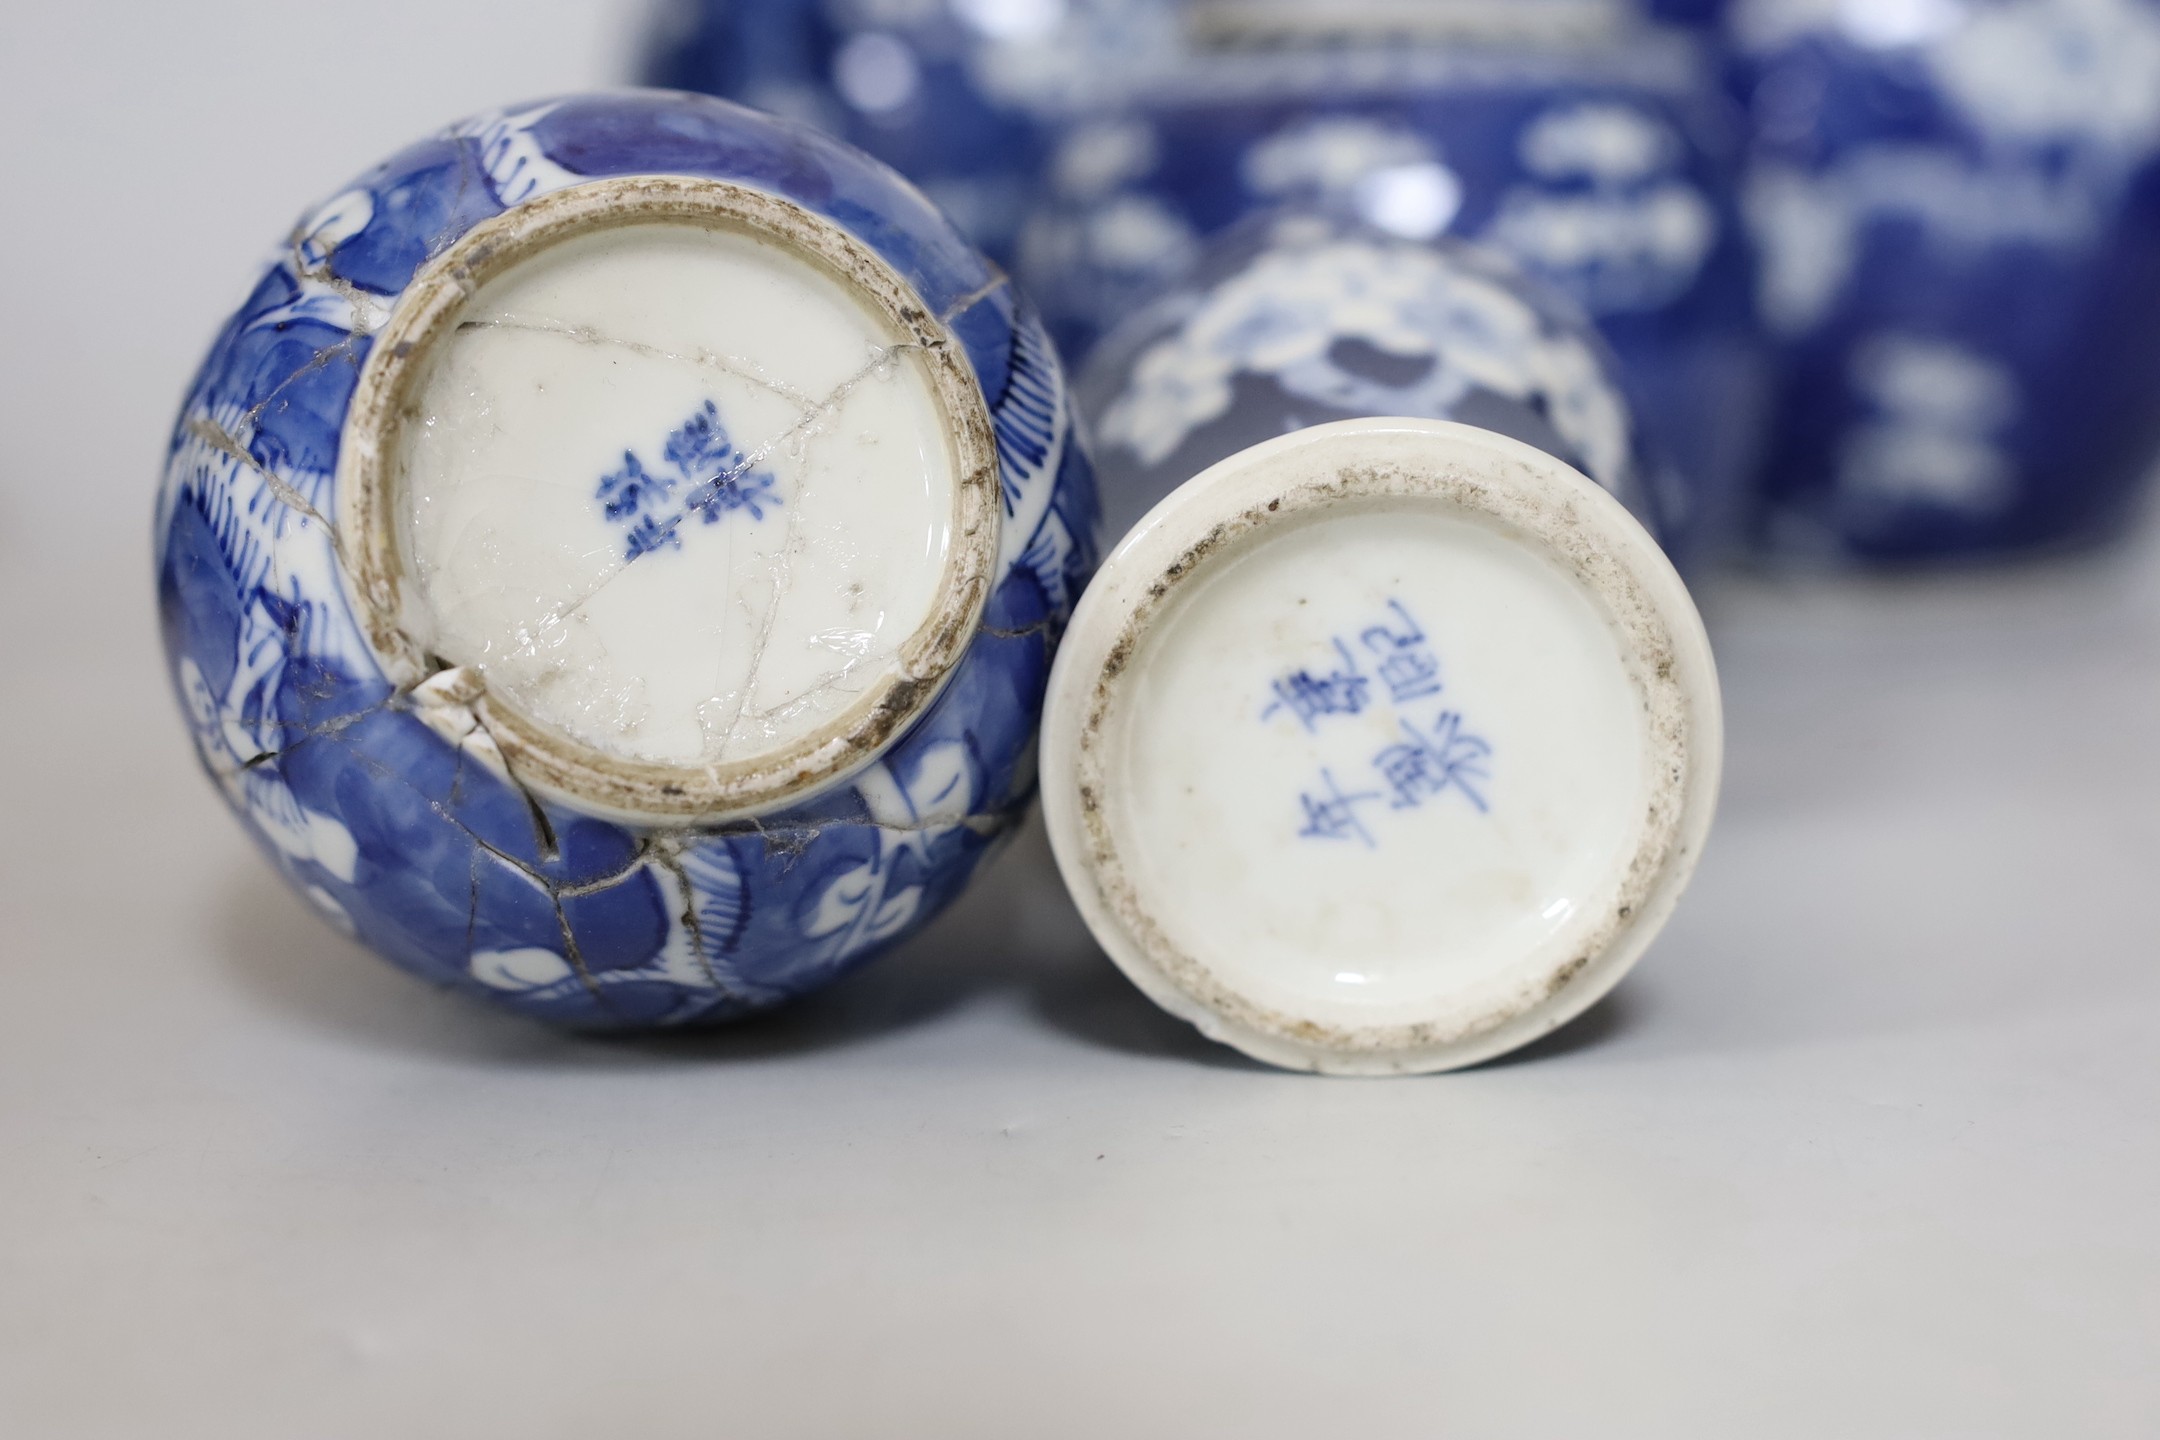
[[1296, 769, 1385, 849], [1360, 599, 1444, 704], [1374, 711, 1493, 815], [1262, 639, 1372, 731], [596, 399, 780, 562]]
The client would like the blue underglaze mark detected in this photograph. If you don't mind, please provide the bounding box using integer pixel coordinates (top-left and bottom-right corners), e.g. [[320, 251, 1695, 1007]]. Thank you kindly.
[[1375, 712, 1493, 815], [596, 399, 780, 561], [1261, 638, 1372, 732], [1279, 599, 1493, 846], [1297, 769, 1385, 850], [1360, 600, 1445, 705], [1261, 599, 1448, 731]]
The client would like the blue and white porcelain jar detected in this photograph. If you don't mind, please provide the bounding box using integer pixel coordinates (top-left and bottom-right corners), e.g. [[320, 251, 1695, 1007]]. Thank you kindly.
[[643, 0, 845, 136], [1043, 211, 1722, 1073], [156, 92, 1096, 1029], [1019, 14, 1763, 560], [1646, 0, 1728, 27], [644, 0, 1183, 265], [1729, 0, 2160, 559]]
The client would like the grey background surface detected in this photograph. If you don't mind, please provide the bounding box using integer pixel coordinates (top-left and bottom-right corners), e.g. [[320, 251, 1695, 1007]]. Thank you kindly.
[[3, 3, 2157, 1435]]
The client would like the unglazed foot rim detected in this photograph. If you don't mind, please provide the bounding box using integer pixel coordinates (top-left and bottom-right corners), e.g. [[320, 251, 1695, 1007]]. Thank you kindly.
[[337, 175, 1002, 825], [1040, 417, 1723, 1076]]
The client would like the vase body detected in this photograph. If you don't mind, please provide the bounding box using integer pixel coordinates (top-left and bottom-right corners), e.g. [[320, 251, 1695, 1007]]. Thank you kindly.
[[155, 92, 1097, 1029], [1078, 210, 1669, 543], [1041, 216, 1720, 1073], [1729, 0, 2160, 559]]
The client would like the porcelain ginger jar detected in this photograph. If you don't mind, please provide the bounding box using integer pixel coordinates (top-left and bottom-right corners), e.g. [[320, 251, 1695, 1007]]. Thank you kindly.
[[1044, 212, 1723, 1073], [1019, 13, 1763, 562], [644, 0, 1183, 265], [1729, 0, 2160, 559], [155, 92, 1097, 1028]]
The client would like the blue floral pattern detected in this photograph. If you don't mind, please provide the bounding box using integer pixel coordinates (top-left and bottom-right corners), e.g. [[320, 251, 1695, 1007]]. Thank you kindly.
[[1077, 213, 1665, 544], [155, 92, 1098, 1029]]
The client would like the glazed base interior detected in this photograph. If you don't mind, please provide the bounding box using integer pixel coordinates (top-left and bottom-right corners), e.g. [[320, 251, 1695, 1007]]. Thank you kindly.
[[396, 219, 958, 771], [1106, 498, 1655, 1033]]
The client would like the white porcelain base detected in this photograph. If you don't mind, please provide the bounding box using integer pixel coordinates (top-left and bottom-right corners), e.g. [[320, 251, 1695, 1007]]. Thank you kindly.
[[1041, 418, 1721, 1075], [399, 220, 960, 771], [337, 177, 1002, 824]]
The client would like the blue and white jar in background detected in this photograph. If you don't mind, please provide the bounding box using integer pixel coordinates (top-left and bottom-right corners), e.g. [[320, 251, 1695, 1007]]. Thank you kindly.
[[1646, 0, 1729, 26], [1077, 209, 1666, 540], [643, 0, 846, 137], [1043, 208, 1722, 1073], [644, 0, 1184, 265], [1728, 0, 2160, 559], [1019, 19, 1764, 561], [155, 92, 1096, 1029]]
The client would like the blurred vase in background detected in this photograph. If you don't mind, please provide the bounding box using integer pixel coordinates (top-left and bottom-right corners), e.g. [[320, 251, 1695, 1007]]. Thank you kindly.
[[1077, 209, 1667, 543], [643, 0, 844, 133], [645, 0, 1185, 265], [1647, 0, 1730, 26], [1728, 0, 2160, 560], [1020, 6, 1764, 563]]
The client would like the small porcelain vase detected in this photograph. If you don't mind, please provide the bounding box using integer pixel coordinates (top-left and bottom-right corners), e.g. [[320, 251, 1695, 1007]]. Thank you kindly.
[[1020, 14, 1764, 562], [1729, 0, 2160, 559], [644, 0, 1184, 265], [155, 92, 1097, 1029], [1047, 212, 1722, 1074]]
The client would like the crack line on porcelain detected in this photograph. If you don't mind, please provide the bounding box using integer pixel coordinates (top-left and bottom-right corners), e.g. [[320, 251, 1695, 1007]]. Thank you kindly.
[[154, 93, 1100, 1029], [337, 177, 1005, 826], [396, 230, 956, 774]]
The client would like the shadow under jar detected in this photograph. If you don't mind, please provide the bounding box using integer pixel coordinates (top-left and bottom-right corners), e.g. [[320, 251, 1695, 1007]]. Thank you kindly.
[[154, 92, 1097, 1029], [1047, 212, 1723, 1074]]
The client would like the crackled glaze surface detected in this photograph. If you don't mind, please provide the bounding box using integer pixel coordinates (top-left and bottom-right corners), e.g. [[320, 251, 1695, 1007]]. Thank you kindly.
[[398, 220, 960, 770], [155, 93, 1097, 1029], [1729, 0, 2160, 558]]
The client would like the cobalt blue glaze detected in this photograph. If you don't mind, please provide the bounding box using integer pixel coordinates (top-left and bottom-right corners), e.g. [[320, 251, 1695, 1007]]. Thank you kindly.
[[642, 0, 1182, 265], [1728, 0, 2160, 559], [643, 0, 844, 135], [1020, 31, 1764, 563], [1076, 211, 1668, 545], [155, 92, 1098, 1029], [1647, 0, 1728, 26]]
